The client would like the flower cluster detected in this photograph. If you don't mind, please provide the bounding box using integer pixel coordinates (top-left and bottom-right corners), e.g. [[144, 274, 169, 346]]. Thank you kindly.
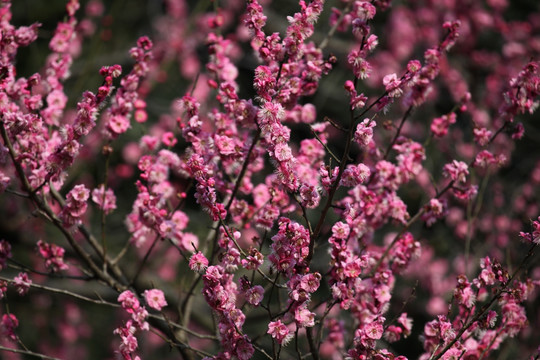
[[0, 313, 18, 342], [0, 0, 539, 359], [37, 240, 69, 272], [103, 37, 153, 138], [268, 217, 310, 275], [114, 290, 149, 360], [419, 256, 532, 360], [13, 272, 32, 296], [59, 184, 90, 227], [91, 184, 117, 215], [520, 216, 540, 245], [202, 265, 254, 360]]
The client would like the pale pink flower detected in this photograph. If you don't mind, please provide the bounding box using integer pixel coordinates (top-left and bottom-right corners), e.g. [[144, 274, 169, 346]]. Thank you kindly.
[[365, 322, 383, 340], [295, 307, 315, 327], [92, 185, 117, 214], [144, 289, 167, 311]]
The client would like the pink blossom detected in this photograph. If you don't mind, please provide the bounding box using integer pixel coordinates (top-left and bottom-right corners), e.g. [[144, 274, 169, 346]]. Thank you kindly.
[[332, 221, 350, 240], [354, 118, 376, 147], [61, 184, 90, 226], [421, 198, 446, 226], [384, 325, 403, 342], [274, 142, 293, 162], [235, 335, 255, 360], [107, 115, 130, 135], [299, 272, 321, 293], [474, 150, 496, 168], [244, 285, 264, 306], [114, 321, 139, 356], [143, 289, 167, 311], [431, 113, 456, 137], [348, 50, 372, 79], [67, 184, 90, 203], [299, 184, 320, 208], [118, 290, 140, 311], [267, 320, 292, 344], [1, 313, 18, 341], [15, 24, 40, 46], [340, 163, 370, 187], [189, 251, 209, 273], [397, 313, 413, 337], [215, 134, 237, 155], [161, 131, 177, 147], [1, 1, 540, 358], [241, 247, 264, 270], [37, 240, 68, 272], [365, 321, 383, 340], [443, 160, 469, 183], [383, 73, 403, 97], [13, 272, 32, 296], [0, 172, 10, 193], [295, 307, 315, 327], [0, 280, 7, 300], [473, 127, 492, 146], [92, 185, 117, 214]]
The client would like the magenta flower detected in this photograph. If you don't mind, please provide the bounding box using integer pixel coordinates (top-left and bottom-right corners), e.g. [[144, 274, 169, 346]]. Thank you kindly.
[[37, 240, 69, 272]]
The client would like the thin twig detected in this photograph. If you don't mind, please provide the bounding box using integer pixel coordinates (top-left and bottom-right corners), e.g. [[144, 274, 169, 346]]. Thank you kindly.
[[310, 124, 340, 163], [383, 106, 413, 160], [306, 327, 320, 360], [0, 275, 118, 306], [225, 130, 261, 212], [318, 2, 353, 50], [0, 345, 63, 360], [130, 234, 160, 285], [7, 261, 91, 281], [100, 144, 113, 272], [219, 218, 286, 288]]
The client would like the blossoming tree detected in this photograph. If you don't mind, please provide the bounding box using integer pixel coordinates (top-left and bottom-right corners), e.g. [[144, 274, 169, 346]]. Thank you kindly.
[[1, 0, 539, 359]]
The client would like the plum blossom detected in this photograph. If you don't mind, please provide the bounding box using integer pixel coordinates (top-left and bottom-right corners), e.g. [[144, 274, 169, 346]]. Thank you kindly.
[[268, 320, 293, 344], [143, 289, 167, 311], [12, 273, 32, 296], [92, 185, 117, 214], [443, 160, 469, 183], [354, 118, 376, 147]]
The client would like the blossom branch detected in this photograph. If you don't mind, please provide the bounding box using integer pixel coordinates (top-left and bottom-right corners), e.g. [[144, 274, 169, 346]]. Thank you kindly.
[[430, 243, 537, 360], [0, 122, 125, 292]]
